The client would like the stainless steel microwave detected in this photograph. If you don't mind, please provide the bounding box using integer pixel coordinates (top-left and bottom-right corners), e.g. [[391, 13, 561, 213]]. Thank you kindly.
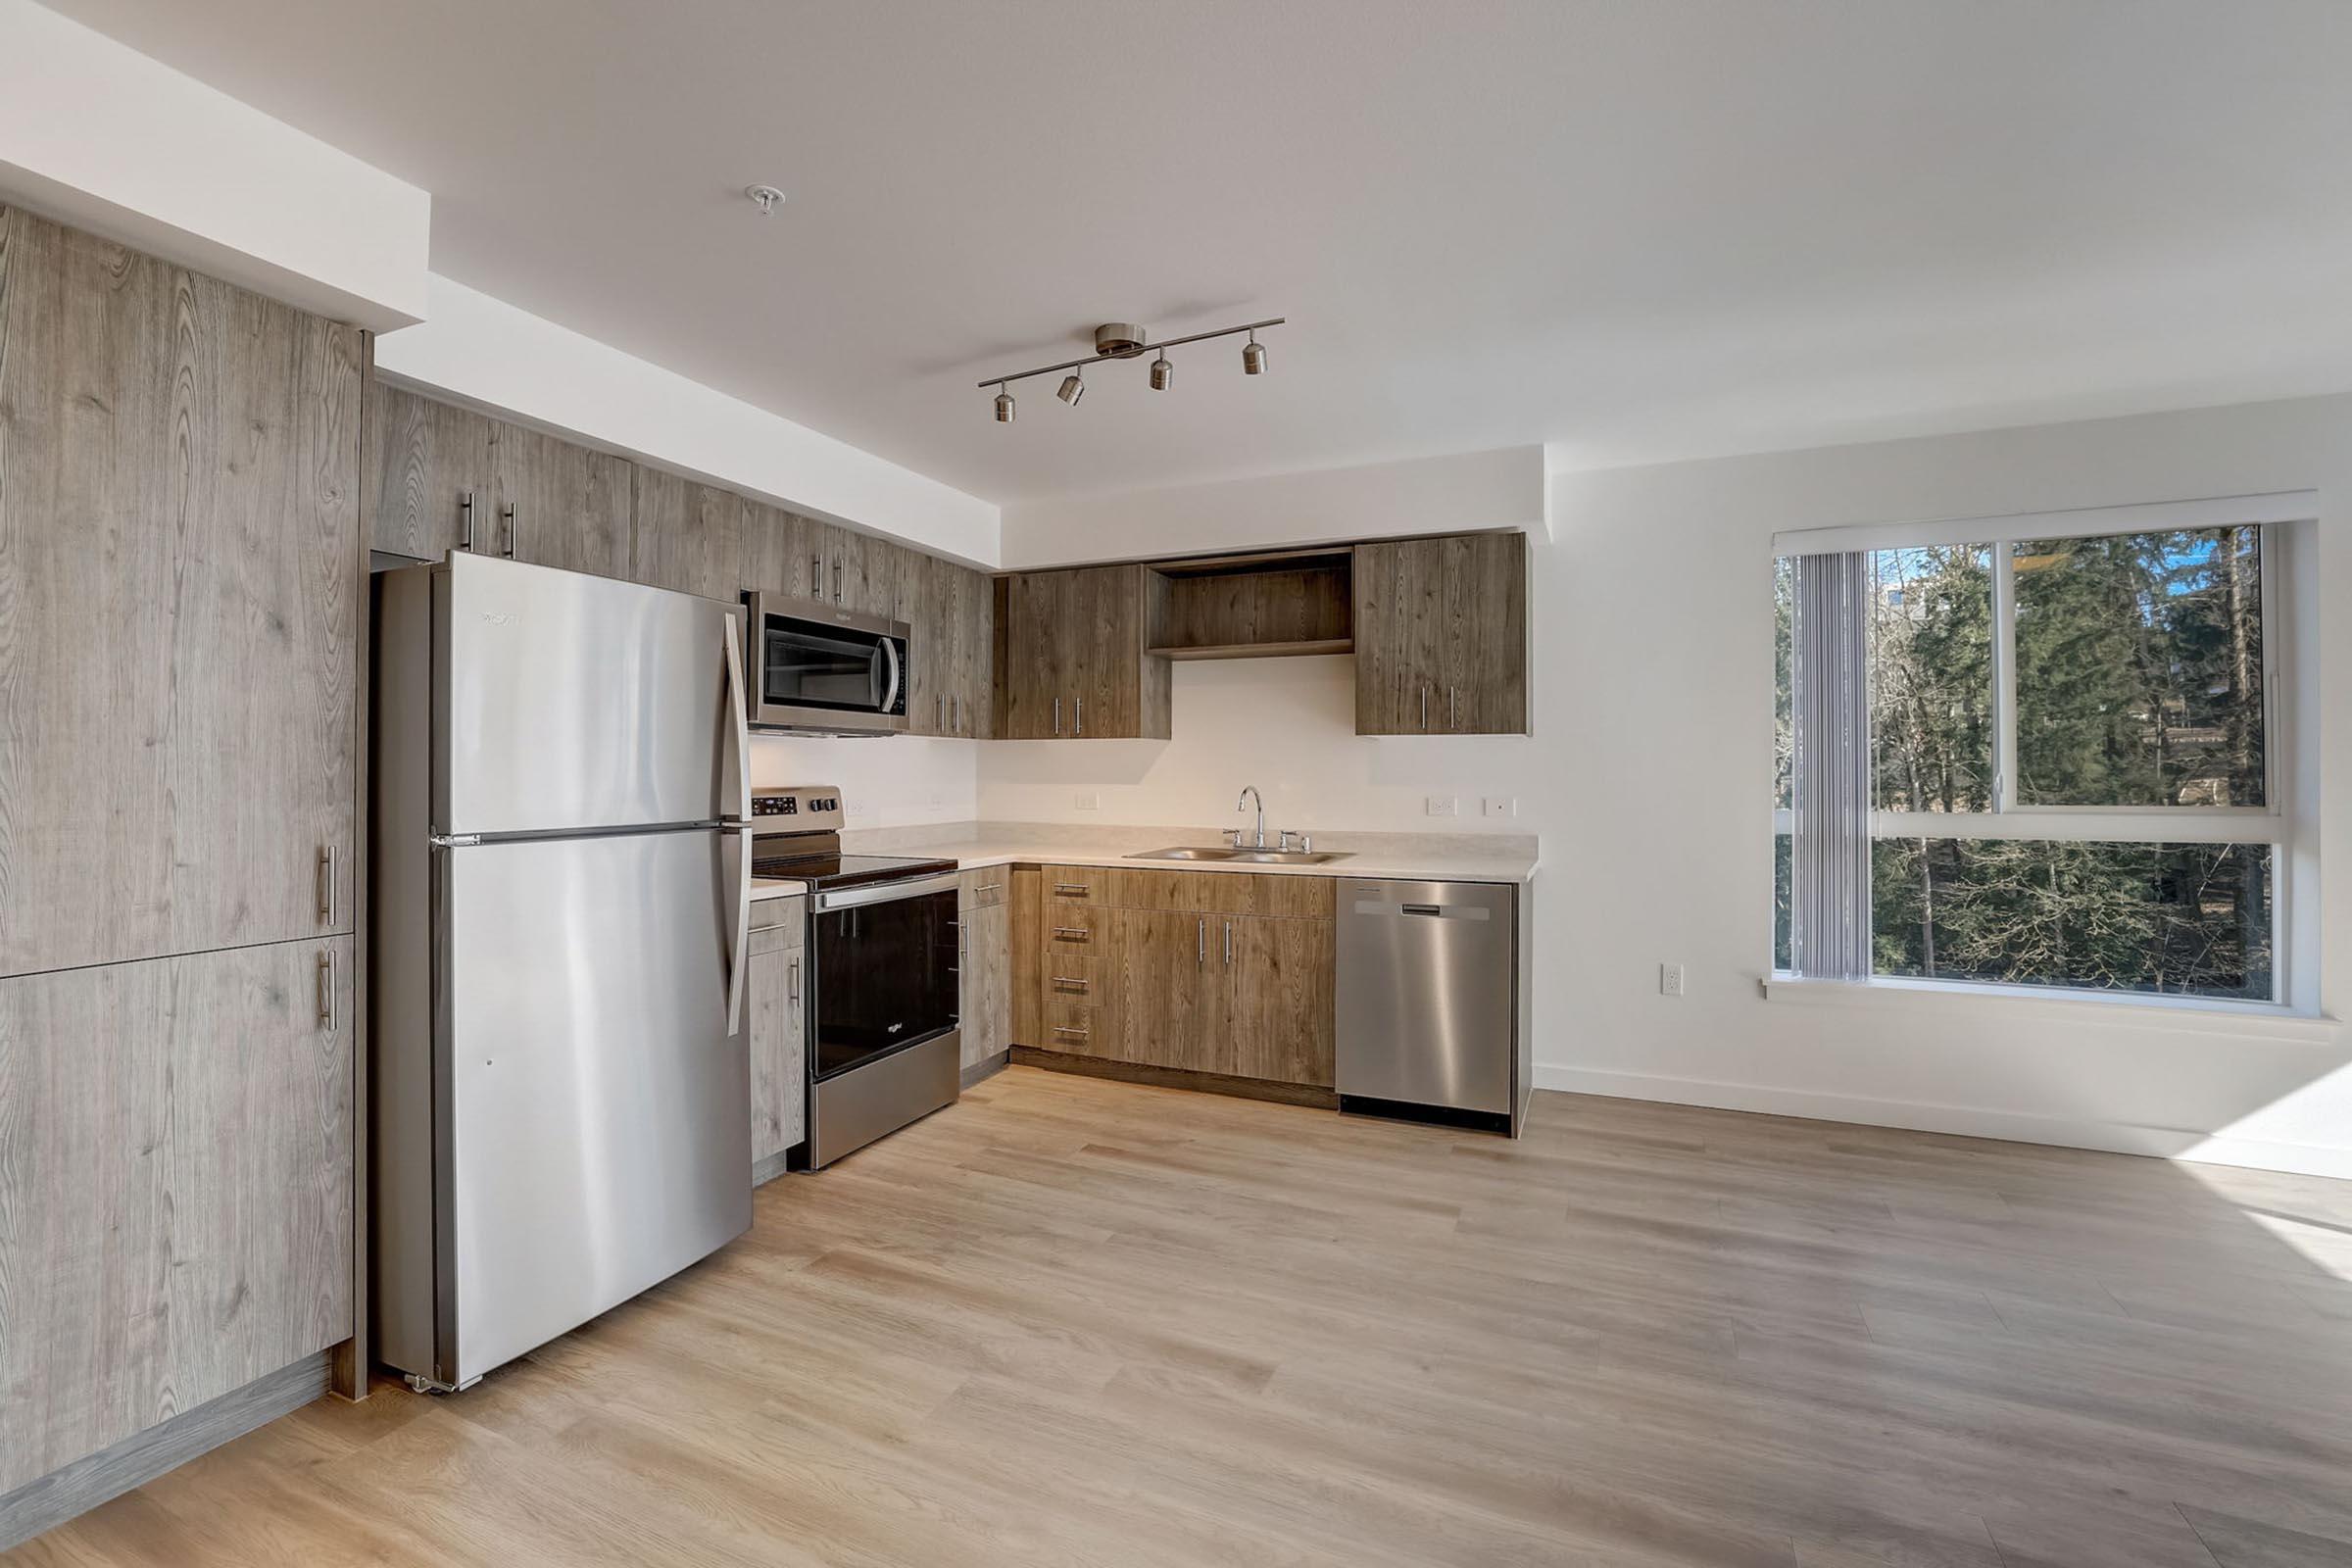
[[743, 592, 909, 734]]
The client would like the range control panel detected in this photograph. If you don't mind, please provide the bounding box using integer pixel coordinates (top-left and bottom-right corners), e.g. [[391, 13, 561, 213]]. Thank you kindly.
[[748, 785, 845, 833]]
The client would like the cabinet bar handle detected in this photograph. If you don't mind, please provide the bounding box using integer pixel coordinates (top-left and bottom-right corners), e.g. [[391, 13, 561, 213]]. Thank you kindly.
[[1052, 925, 1090, 940], [1053, 696, 1062, 735], [1075, 696, 1084, 735], [500, 502, 517, 559], [809, 554, 823, 598], [316, 845, 335, 923], [459, 488, 475, 552], [1053, 882, 1090, 896], [1051, 975, 1090, 992], [973, 882, 1003, 895], [953, 694, 962, 733], [1197, 916, 1205, 967], [1449, 685, 1458, 730], [1053, 1025, 1090, 1041], [1223, 918, 1233, 970], [833, 561, 843, 601], [316, 949, 334, 1030], [788, 955, 801, 1004]]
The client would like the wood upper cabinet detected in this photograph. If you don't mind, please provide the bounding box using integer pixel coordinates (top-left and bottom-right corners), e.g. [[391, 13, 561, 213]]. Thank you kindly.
[[628, 466, 746, 602], [0, 935, 353, 1494], [1352, 533, 1528, 735], [747, 899, 808, 1176], [791, 514, 896, 615], [0, 207, 360, 978], [900, 555, 993, 738], [366, 381, 496, 560], [490, 417, 632, 580], [996, 564, 1168, 739]]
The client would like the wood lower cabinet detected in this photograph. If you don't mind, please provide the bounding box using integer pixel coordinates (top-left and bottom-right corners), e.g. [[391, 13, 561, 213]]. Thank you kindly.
[[746, 898, 808, 1178], [0, 206, 359, 979], [957, 872, 1011, 1071], [1013, 866, 1335, 1091], [0, 936, 354, 1495], [1352, 533, 1528, 735]]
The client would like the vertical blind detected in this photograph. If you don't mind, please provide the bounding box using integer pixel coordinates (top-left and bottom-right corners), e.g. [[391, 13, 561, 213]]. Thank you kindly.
[[1787, 552, 1873, 980]]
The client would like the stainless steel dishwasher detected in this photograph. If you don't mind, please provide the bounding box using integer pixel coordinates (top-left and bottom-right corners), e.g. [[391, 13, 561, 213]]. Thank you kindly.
[[1336, 878, 1522, 1135]]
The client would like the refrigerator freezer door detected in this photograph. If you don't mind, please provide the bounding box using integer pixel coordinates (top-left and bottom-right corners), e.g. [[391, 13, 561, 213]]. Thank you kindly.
[[440, 554, 743, 836], [442, 827, 751, 1386]]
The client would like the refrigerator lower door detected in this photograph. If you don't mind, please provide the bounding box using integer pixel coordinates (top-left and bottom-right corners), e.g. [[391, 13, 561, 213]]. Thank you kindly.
[[438, 554, 742, 836], [440, 827, 750, 1386]]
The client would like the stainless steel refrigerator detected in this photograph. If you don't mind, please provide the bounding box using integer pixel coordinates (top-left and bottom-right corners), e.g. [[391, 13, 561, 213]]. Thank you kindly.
[[372, 554, 754, 1393]]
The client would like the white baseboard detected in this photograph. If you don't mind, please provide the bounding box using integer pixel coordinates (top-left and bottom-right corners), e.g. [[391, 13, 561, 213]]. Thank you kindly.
[[1531, 1063, 2352, 1181]]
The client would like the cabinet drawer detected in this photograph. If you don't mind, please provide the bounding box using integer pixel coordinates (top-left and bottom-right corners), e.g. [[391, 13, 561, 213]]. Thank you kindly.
[[1042, 866, 1107, 904], [1044, 907, 1103, 948], [1098, 867, 1335, 919], [748, 921, 803, 958], [1044, 998, 1110, 1054], [959, 868, 1009, 909], [751, 894, 807, 932], [1041, 952, 1103, 1002]]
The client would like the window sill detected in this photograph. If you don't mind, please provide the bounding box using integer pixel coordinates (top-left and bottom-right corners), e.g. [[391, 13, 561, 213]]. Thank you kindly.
[[1762, 975, 2339, 1042]]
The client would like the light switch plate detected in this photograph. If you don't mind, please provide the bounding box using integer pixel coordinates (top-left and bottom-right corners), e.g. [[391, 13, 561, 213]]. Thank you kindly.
[[1074, 790, 1100, 811]]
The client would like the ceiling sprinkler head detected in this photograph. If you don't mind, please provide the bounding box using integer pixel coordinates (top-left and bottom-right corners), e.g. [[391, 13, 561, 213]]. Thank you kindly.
[[745, 184, 787, 217]]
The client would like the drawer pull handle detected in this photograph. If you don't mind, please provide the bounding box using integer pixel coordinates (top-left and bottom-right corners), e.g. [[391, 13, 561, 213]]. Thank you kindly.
[[1053, 882, 1091, 896], [1052, 926, 1091, 939], [1053, 1025, 1090, 1040], [973, 882, 1003, 894], [1051, 975, 1090, 992]]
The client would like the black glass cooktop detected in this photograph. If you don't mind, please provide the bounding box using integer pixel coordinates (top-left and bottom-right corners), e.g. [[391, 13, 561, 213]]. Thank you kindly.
[[750, 852, 957, 891]]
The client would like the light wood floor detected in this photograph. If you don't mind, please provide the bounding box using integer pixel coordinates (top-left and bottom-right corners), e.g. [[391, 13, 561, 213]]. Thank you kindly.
[[14, 1066, 2352, 1567]]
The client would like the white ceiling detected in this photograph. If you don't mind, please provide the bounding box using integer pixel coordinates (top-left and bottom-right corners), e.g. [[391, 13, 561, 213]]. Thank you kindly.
[[45, 0, 2352, 505]]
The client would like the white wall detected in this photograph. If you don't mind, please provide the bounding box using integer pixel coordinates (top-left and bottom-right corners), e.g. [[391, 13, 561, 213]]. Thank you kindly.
[[983, 396, 2352, 1178], [375, 275, 1001, 567], [979, 657, 1541, 835], [751, 735, 978, 831], [0, 0, 429, 327], [1000, 445, 1545, 569]]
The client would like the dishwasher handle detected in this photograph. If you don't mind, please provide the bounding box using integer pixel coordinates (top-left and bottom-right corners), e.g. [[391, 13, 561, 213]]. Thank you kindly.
[[1352, 898, 1493, 921]]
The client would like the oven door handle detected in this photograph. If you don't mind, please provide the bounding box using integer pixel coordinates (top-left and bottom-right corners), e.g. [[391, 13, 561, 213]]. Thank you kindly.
[[811, 870, 961, 913]]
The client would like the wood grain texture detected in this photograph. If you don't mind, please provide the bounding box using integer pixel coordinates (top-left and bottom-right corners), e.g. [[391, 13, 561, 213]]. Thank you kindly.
[[362, 380, 492, 561], [746, 898, 808, 1172], [0, 207, 360, 978], [1008, 865, 1043, 1048], [0, 937, 354, 1495], [626, 467, 743, 602], [15, 1070, 2352, 1567], [1147, 561, 1352, 654], [995, 565, 1167, 739], [1218, 914, 1336, 1087], [1040, 864, 1334, 919], [491, 417, 631, 580], [958, 901, 1011, 1071], [1441, 530, 1528, 735], [1351, 533, 1528, 736], [333, 331, 379, 1405], [1009, 1046, 1341, 1107]]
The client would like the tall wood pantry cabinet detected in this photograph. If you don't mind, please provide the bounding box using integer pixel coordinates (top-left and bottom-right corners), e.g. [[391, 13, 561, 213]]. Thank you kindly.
[[0, 206, 359, 1500]]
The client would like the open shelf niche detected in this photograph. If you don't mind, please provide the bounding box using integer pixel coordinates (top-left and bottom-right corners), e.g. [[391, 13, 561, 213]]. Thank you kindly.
[[1142, 547, 1354, 662]]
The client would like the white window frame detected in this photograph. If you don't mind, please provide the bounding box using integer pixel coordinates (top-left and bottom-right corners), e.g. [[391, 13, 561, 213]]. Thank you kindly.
[[1772, 491, 2317, 1014]]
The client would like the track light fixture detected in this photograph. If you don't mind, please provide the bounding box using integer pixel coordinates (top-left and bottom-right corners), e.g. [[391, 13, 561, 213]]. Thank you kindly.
[[979, 317, 1284, 422]]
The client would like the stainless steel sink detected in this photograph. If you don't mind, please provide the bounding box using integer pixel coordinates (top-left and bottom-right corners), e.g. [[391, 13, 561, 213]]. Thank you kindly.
[[1128, 846, 1353, 865]]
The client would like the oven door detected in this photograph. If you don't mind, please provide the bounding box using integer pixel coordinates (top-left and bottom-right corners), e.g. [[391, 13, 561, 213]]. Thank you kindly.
[[746, 592, 909, 733], [809, 875, 960, 1081]]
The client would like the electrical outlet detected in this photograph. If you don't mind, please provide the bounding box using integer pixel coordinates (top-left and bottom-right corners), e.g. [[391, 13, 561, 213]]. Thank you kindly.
[[1074, 790, 1100, 811], [1483, 796, 1516, 817], [1659, 962, 1685, 998], [1426, 795, 1458, 817]]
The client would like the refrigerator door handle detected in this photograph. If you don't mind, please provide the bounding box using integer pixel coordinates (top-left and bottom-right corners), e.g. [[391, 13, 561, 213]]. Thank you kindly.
[[721, 614, 750, 823], [722, 827, 752, 1035]]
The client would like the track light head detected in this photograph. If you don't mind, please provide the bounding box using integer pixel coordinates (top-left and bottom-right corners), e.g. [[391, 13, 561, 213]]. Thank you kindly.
[[994, 386, 1015, 422], [1241, 332, 1267, 375], [1056, 372, 1085, 406], [1149, 352, 1172, 391]]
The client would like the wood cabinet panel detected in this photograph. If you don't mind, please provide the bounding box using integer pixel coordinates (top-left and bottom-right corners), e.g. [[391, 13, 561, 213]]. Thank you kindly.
[[491, 418, 631, 580], [1008, 866, 1043, 1049], [0, 937, 353, 1494], [995, 565, 1166, 739], [0, 207, 360, 978], [747, 897, 807, 1172], [627, 467, 744, 602], [365, 381, 495, 561], [958, 900, 1011, 1070], [1037, 865, 1333, 920], [1218, 915, 1337, 1087], [1352, 534, 1527, 735]]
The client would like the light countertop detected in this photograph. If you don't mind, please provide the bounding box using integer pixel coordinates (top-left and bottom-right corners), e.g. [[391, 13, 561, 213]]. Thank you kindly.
[[837, 821, 1539, 886]]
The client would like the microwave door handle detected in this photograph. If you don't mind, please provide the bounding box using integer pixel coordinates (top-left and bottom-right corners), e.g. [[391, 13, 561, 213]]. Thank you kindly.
[[879, 634, 903, 716], [721, 615, 750, 821]]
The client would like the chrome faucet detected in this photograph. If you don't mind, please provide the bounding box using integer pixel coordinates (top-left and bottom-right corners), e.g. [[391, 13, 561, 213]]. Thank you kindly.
[[1236, 785, 1267, 849]]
